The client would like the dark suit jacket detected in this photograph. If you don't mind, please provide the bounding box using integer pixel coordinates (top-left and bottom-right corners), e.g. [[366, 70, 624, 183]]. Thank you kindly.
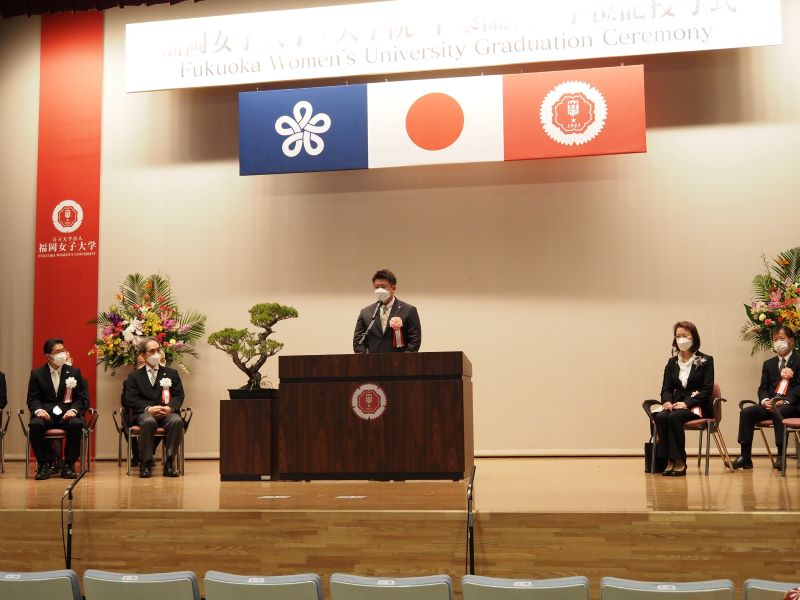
[[26, 363, 89, 417], [124, 365, 185, 416], [660, 352, 714, 417], [0, 371, 6, 410], [757, 352, 800, 405], [353, 298, 422, 354]]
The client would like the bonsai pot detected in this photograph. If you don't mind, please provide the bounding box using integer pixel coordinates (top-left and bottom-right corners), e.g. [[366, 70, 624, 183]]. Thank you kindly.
[[227, 387, 278, 400]]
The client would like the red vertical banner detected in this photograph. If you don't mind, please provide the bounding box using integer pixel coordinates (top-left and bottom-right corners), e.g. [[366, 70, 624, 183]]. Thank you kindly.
[[33, 12, 103, 422]]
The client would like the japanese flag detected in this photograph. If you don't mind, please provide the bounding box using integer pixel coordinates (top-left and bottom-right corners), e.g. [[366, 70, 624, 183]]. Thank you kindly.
[[367, 75, 504, 169]]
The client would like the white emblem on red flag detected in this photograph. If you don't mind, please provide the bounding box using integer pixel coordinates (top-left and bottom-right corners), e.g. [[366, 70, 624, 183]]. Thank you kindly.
[[51, 199, 84, 234], [351, 383, 388, 420], [540, 81, 608, 146]]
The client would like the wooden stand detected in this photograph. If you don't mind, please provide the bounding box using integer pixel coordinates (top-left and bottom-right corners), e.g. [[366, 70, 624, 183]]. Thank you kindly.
[[219, 396, 277, 481]]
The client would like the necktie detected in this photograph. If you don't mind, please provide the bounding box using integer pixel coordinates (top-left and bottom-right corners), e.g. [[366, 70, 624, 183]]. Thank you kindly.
[[51, 368, 60, 393], [148, 368, 157, 386], [779, 357, 786, 371], [380, 305, 389, 332]]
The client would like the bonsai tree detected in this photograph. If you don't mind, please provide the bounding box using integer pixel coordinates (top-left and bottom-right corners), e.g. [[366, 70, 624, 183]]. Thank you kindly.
[[207, 302, 299, 390]]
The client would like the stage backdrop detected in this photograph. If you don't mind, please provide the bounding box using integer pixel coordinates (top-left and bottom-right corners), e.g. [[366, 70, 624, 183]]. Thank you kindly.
[[1, 0, 800, 460]]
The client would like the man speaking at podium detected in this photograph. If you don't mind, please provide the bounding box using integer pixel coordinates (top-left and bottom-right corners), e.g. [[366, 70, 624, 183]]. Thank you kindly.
[[353, 269, 422, 354]]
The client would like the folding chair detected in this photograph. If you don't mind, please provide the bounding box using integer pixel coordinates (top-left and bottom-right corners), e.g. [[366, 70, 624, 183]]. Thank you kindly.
[[743, 579, 800, 600], [84, 570, 200, 600], [771, 403, 800, 477], [738, 400, 776, 466], [17, 408, 98, 479], [643, 383, 733, 475], [125, 407, 192, 476], [0, 569, 81, 600], [600, 578, 734, 600], [462, 575, 589, 600], [331, 574, 452, 600], [205, 571, 322, 600]]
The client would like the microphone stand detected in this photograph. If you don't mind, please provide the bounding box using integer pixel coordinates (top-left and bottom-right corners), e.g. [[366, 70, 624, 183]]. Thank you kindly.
[[356, 301, 383, 352], [465, 465, 476, 575], [63, 467, 87, 569]]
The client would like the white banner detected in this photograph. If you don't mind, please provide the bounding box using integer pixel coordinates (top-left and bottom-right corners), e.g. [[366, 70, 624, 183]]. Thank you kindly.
[[125, 0, 782, 92]]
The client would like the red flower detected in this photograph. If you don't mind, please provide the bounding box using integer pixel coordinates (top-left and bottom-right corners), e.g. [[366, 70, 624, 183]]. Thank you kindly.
[[765, 319, 774, 326], [156, 333, 165, 341]]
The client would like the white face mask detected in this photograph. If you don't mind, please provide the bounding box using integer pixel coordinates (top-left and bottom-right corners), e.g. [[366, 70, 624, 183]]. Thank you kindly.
[[374, 288, 390, 303], [676, 338, 693, 351], [774, 340, 790, 354], [50, 352, 67, 367], [146, 352, 161, 367]]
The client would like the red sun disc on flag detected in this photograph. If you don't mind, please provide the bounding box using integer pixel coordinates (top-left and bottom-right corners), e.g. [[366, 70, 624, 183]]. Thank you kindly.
[[405, 93, 464, 151]]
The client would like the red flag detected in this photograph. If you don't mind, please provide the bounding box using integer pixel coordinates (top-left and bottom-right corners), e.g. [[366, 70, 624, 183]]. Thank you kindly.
[[503, 65, 646, 161]]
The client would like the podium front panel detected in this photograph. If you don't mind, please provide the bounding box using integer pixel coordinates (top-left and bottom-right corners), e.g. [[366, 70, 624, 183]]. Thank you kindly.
[[277, 352, 473, 480]]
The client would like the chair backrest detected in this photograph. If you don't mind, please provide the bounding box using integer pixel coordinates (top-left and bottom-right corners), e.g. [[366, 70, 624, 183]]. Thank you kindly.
[[744, 579, 800, 600], [84, 569, 200, 600], [205, 571, 322, 600], [711, 383, 724, 421], [0, 569, 81, 600], [330, 574, 452, 600], [463, 575, 589, 600], [601, 577, 734, 600]]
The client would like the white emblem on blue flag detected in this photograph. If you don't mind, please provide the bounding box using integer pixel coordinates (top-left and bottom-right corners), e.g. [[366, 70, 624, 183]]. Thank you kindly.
[[275, 100, 331, 157]]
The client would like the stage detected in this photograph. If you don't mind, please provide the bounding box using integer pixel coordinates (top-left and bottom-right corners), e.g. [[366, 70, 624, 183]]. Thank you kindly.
[[0, 457, 799, 598]]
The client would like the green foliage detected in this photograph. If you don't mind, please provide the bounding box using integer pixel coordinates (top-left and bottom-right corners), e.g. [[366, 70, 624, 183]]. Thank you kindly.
[[208, 303, 298, 389]]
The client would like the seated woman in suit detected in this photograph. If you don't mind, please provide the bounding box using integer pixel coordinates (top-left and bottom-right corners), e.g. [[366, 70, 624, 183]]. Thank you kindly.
[[654, 321, 714, 476]]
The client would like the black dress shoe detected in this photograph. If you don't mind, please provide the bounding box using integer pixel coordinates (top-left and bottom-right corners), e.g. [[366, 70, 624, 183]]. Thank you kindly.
[[35, 465, 51, 480], [46, 462, 59, 476], [670, 466, 687, 477], [732, 456, 754, 470], [661, 469, 674, 476], [139, 463, 153, 478], [131, 456, 141, 468], [163, 459, 179, 477], [61, 466, 78, 479], [774, 458, 783, 471]]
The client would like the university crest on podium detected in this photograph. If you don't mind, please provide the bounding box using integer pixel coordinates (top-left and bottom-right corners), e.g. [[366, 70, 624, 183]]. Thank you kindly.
[[351, 383, 388, 420]]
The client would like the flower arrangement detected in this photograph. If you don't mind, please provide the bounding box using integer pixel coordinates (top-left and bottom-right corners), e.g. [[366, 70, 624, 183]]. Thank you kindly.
[[91, 273, 207, 373], [741, 247, 800, 355]]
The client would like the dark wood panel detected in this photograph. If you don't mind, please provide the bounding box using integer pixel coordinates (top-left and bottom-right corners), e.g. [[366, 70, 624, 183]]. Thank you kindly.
[[219, 398, 274, 480], [279, 351, 472, 380], [276, 352, 473, 479], [278, 381, 468, 476]]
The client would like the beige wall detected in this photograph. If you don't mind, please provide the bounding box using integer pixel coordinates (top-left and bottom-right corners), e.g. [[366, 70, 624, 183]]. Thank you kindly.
[[1, 1, 799, 459]]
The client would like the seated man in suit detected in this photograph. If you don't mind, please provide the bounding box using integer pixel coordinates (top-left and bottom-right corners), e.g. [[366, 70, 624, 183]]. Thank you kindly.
[[26, 338, 89, 480], [734, 325, 800, 470], [121, 353, 146, 467], [353, 268, 422, 354], [124, 337, 185, 478]]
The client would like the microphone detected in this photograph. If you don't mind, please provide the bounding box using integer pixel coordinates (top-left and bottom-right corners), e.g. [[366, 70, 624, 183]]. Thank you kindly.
[[62, 467, 88, 499]]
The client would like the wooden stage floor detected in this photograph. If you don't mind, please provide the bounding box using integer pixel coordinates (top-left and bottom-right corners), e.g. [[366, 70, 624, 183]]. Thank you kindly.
[[1, 457, 799, 598]]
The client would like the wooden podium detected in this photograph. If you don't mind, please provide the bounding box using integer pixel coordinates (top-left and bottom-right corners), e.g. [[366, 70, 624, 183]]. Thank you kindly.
[[277, 351, 473, 480]]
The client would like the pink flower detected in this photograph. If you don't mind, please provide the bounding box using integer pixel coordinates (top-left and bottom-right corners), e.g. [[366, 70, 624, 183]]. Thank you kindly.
[[389, 317, 403, 330]]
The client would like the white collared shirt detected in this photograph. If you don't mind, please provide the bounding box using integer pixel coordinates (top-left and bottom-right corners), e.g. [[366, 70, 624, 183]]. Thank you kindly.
[[676, 352, 695, 389]]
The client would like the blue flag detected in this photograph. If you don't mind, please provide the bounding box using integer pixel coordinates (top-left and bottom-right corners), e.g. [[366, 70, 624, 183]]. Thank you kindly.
[[239, 84, 368, 175]]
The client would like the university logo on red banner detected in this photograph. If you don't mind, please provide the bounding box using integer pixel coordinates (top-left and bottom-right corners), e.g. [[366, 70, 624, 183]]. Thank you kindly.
[[503, 65, 646, 160]]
